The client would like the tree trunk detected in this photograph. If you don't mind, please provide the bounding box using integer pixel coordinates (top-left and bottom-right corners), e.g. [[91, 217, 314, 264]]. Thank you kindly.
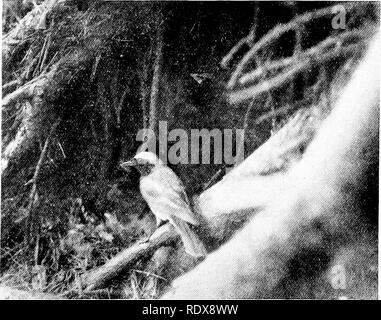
[[140, 53, 151, 129], [148, 16, 165, 133]]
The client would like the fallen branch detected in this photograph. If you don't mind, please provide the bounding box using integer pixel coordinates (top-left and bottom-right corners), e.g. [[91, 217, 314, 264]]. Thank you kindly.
[[81, 224, 179, 291]]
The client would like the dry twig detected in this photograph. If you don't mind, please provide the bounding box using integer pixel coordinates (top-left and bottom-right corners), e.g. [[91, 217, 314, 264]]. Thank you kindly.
[[24, 119, 61, 243]]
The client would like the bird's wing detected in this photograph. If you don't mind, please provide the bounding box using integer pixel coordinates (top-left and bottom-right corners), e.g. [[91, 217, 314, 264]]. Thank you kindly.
[[161, 167, 191, 205], [140, 167, 199, 225]]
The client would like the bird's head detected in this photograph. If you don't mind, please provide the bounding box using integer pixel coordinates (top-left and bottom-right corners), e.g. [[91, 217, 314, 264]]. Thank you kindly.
[[120, 152, 164, 176]]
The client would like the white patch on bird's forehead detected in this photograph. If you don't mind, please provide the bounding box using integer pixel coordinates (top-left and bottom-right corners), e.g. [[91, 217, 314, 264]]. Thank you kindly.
[[134, 152, 164, 165]]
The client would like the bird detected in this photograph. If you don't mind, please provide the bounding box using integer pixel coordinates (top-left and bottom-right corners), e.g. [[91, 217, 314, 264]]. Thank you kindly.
[[120, 151, 207, 258]]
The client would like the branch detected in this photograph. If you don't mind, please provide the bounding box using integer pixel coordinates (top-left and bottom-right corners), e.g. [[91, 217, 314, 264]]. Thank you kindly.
[[221, 2, 260, 68], [238, 29, 371, 86], [2, 79, 21, 95], [81, 224, 179, 291], [227, 2, 362, 89], [1, 75, 44, 109], [24, 119, 61, 243], [228, 42, 363, 104]]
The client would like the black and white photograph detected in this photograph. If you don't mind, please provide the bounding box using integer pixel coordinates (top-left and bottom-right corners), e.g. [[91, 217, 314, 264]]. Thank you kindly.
[[0, 0, 379, 303]]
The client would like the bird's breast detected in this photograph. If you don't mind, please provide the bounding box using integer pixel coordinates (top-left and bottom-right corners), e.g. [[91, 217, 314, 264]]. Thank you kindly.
[[139, 175, 171, 220], [139, 176, 160, 199]]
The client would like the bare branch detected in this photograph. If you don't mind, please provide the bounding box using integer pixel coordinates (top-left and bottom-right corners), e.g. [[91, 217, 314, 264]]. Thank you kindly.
[[228, 43, 363, 104], [238, 29, 371, 86], [227, 2, 362, 89], [221, 2, 260, 68], [24, 119, 61, 243], [81, 224, 179, 291]]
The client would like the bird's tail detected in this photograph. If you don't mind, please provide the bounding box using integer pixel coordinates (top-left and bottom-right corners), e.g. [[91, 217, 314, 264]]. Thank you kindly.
[[170, 216, 207, 258]]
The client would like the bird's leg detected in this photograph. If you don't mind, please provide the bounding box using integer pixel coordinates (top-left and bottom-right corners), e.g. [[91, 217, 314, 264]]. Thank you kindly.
[[138, 236, 150, 244], [138, 218, 168, 244], [156, 217, 167, 228]]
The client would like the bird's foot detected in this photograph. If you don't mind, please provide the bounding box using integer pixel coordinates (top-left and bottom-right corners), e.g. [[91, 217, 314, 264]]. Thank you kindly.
[[138, 221, 169, 244], [138, 236, 150, 244], [157, 219, 168, 228]]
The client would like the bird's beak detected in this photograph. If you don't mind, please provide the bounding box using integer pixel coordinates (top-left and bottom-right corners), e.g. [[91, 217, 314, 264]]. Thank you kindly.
[[120, 159, 137, 171]]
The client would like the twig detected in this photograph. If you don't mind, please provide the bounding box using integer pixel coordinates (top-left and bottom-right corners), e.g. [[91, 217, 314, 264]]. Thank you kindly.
[[202, 168, 226, 191], [39, 34, 52, 73], [41, 51, 58, 74], [90, 54, 101, 82], [24, 55, 40, 80], [34, 233, 40, 266], [56, 140, 66, 159], [34, 35, 49, 77], [221, 37, 250, 70], [2, 72, 47, 108], [116, 86, 129, 128], [254, 103, 303, 126], [24, 119, 61, 244], [2, 79, 21, 94], [132, 269, 167, 281], [238, 99, 254, 160], [221, 2, 260, 68]]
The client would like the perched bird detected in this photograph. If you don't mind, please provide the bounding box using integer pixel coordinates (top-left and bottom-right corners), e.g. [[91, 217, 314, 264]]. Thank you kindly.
[[120, 152, 206, 258]]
